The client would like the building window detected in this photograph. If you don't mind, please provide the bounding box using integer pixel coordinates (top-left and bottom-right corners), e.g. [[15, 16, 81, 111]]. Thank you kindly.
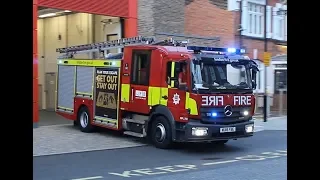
[[273, 6, 286, 41], [247, 2, 264, 37], [274, 70, 287, 94]]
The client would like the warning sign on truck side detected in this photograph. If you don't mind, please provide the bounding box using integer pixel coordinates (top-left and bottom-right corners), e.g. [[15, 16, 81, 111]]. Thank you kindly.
[[95, 67, 119, 120]]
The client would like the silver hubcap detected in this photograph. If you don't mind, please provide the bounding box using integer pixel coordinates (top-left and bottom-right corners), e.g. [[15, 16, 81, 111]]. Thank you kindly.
[[80, 112, 89, 128], [155, 123, 166, 142]]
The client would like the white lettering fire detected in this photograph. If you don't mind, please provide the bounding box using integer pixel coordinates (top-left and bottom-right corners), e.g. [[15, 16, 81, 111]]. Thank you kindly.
[[201, 96, 224, 106], [233, 96, 252, 106]]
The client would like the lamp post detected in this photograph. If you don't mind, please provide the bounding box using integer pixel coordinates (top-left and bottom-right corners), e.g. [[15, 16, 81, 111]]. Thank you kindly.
[[263, 0, 268, 122]]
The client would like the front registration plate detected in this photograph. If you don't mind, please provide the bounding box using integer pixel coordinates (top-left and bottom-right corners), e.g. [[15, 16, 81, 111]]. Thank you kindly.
[[220, 127, 236, 133]]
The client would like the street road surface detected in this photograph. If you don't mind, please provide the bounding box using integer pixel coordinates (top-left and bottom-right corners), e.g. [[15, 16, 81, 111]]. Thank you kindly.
[[33, 130, 287, 180]]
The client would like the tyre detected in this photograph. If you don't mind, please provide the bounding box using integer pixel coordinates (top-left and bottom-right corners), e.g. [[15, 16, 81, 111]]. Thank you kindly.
[[78, 106, 95, 133], [211, 140, 228, 145], [150, 116, 173, 149]]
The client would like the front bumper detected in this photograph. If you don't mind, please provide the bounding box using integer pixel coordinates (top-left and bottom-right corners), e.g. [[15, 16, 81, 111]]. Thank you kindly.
[[175, 120, 254, 142]]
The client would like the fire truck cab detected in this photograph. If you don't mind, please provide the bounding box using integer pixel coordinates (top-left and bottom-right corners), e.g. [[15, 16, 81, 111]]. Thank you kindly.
[[56, 36, 259, 149]]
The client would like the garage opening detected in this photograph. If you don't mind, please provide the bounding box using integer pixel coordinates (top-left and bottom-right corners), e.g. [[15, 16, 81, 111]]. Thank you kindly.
[[37, 7, 124, 124]]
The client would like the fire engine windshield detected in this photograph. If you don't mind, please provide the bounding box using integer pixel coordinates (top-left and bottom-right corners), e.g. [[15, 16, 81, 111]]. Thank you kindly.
[[191, 54, 255, 93]]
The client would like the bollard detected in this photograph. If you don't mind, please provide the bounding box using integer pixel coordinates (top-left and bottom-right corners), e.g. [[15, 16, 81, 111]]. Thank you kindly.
[[267, 95, 270, 117]]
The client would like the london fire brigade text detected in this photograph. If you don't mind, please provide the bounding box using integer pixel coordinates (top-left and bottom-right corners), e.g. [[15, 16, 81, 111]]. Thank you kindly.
[[202, 96, 252, 106]]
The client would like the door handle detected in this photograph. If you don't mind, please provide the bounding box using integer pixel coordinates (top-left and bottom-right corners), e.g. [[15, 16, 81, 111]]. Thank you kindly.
[[162, 95, 168, 100]]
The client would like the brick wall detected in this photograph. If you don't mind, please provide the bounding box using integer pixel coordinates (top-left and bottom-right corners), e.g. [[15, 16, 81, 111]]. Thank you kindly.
[[138, 0, 235, 46], [184, 0, 234, 47], [138, 0, 185, 37], [137, 0, 155, 36], [237, 38, 283, 60]]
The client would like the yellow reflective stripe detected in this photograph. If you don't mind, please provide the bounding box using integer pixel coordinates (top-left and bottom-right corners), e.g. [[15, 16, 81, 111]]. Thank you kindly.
[[57, 106, 73, 111], [160, 88, 168, 106], [185, 92, 190, 109], [76, 92, 92, 96], [185, 92, 198, 115], [148, 87, 169, 106], [148, 87, 161, 106], [171, 62, 175, 77], [170, 81, 175, 87], [121, 84, 130, 102], [120, 84, 196, 115], [57, 59, 121, 67], [95, 116, 117, 123], [170, 62, 176, 87]]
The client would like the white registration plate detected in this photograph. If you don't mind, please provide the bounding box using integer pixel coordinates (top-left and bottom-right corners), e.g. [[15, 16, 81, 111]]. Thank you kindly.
[[220, 127, 236, 133]]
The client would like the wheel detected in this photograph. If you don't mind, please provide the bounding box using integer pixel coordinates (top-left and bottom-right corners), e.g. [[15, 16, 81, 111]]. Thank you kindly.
[[211, 140, 228, 145], [78, 106, 95, 133], [150, 116, 173, 149]]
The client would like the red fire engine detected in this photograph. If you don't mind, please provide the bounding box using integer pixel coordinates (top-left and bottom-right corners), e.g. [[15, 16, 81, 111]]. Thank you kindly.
[[55, 36, 259, 149]]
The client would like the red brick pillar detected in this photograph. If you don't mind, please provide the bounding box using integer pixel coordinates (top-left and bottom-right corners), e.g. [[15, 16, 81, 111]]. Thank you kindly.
[[124, 0, 138, 37], [33, 0, 39, 128]]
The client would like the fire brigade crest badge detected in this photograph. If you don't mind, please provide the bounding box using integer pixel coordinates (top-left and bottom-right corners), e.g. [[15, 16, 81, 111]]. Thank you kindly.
[[172, 93, 180, 105]]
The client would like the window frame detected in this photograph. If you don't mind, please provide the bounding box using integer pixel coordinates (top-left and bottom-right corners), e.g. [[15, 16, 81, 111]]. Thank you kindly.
[[247, 2, 265, 37], [130, 50, 152, 86], [274, 69, 287, 94]]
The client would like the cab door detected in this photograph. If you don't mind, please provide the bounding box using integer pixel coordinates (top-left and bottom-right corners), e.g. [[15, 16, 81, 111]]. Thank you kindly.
[[127, 50, 152, 114], [166, 61, 188, 121]]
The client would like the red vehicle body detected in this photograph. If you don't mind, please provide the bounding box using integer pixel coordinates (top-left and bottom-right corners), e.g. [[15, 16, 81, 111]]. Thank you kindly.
[[56, 36, 259, 149]]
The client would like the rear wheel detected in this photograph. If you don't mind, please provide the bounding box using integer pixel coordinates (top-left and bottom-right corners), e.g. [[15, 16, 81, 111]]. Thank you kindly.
[[78, 106, 95, 133], [150, 116, 173, 149]]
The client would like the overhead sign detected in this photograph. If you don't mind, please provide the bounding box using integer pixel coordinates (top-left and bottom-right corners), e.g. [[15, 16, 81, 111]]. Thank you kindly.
[[263, 52, 271, 66]]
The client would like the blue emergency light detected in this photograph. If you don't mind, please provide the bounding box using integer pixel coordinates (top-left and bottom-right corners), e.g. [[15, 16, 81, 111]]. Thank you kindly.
[[187, 46, 245, 55], [211, 112, 218, 117]]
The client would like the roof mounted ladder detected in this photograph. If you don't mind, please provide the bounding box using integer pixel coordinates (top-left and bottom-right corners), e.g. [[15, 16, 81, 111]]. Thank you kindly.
[[152, 37, 189, 46], [56, 36, 156, 56]]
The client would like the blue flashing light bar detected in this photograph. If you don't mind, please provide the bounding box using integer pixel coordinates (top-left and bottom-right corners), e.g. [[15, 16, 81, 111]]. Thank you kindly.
[[187, 46, 246, 54]]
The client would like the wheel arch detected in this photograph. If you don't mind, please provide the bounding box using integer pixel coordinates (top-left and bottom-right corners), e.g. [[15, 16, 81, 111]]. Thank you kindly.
[[74, 97, 94, 123], [147, 105, 176, 140]]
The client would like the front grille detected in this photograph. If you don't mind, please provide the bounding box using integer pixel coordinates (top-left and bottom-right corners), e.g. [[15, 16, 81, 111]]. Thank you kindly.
[[200, 106, 251, 124]]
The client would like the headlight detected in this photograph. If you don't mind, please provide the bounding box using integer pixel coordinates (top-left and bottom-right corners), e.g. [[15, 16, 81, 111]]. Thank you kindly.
[[243, 110, 249, 116], [245, 124, 254, 133], [192, 127, 208, 136]]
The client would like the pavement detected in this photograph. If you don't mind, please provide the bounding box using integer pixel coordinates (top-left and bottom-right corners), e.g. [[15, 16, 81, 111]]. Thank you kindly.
[[33, 125, 145, 156], [33, 116, 287, 180], [38, 110, 73, 126]]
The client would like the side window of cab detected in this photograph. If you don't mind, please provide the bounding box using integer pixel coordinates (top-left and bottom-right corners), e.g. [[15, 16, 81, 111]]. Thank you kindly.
[[166, 61, 187, 89]]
